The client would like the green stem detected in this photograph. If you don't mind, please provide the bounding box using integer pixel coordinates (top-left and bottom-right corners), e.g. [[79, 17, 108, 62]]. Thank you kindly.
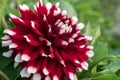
[[17, 0, 21, 16], [2, 16, 8, 29], [0, 71, 9, 80], [17, 0, 20, 6], [90, 55, 116, 69]]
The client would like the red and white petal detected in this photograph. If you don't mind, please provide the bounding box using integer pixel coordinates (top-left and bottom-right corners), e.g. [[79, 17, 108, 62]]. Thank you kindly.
[[76, 23, 84, 30], [31, 21, 43, 36], [4, 29, 16, 36], [86, 50, 94, 58], [53, 75, 59, 80], [14, 53, 23, 62], [2, 50, 13, 57], [31, 73, 42, 80], [2, 40, 12, 47], [69, 72, 78, 80], [9, 43, 18, 49], [24, 34, 40, 46], [45, 76, 51, 80], [19, 4, 36, 20], [1, 35, 10, 40], [43, 67, 49, 75], [27, 66, 37, 74], [71, 16, 78, 25], [20, 67, 31, 78], [21, 54, 30, 61], [81, 62, 89, 70]]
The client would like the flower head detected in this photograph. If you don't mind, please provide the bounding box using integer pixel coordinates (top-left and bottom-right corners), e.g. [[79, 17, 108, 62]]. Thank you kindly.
[[2, 0, 94, 80]]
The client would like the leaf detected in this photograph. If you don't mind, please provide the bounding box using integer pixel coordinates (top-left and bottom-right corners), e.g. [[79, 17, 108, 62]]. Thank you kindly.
[[0, 0, 7, 23], [1, 62, 20, 80], [0, 25, 4, 37], [104, 60, 120, 69], [92, 74, 120, 80], [85, 22, 93, 35], [91, 41, 108, 67], [116, 69, 120, 78], [110, 49, 120, 55], [0, 47, 13, 69], [56, 0, 77, 17], [16, 76, 30, 80], [91, 26, 101, 45], [91, 69, 118, 78]]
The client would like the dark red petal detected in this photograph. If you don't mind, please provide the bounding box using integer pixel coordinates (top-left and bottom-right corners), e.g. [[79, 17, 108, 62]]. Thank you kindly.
[[19, 4, 36, 20], [24, 34, 40, 46]]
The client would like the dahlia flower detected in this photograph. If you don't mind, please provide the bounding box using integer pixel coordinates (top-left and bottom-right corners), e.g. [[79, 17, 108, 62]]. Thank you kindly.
[[2, 0, 94, 80]]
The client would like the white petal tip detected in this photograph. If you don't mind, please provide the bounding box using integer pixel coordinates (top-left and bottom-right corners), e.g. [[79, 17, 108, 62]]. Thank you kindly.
[[43, 68, 49, 75], [69, 38, 74, 43], [76, 23, 85, 30], [85, 36, 93, 41], [74, 60, 80, 64], [45, 76, 51, 80], [62, 10, 67, 16], [62, 41, 68, 46], [21, 54, 30, 61], [53, 75, 59, 80], [20, 67, 30, 78], [46, 2, 52, 10], [1, 35, 10, 40], [86, 50, 94, 57], [72, 33, 78, 38], [15, 53, 22, 62], [77, 68, 82, 72], [24, 35, 31, 42], [27, 67, 37, 74], [9, 43, 18, 49], [19, 4, 29, 11], [79, 45, 85, 48], [60, 60, 66, 67], [4, 29, 16, 35], [69, 72, 78, 80], [56, 2, 60, 7], [81, 62, 88, 70], [2, 40, 12, 47], [9, 13, 17, 18], [71, 16, 78, 25], [31, 73, 41, 80], [2, 50, 13, 57], [54, 8, 61, 16]]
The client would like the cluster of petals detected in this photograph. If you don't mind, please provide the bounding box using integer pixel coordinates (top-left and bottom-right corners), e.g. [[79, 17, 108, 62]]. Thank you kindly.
[[2, 0, 94, 80]]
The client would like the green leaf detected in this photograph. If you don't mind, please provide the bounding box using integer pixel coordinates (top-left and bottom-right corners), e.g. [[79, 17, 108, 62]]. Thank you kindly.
[[104, 60, 120, 69], [57, 0, 77, 17], [91, 26, 101, 45], [85, 22, 93, 35], [0, 0, 7, 23], [1, 62, 20, 80], [92, 74, 120, 80], [16, 77, 30, 80], [91, 69, 118, 78], [91, 41, 108, 67], [110, 49, 120, 55], [0, 26, 4, 37], [116, 69, 120, 78], [0, 48, 13, 69]]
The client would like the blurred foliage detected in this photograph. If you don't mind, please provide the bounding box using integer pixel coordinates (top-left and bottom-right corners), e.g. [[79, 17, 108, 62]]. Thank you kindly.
[[0, 0, 120, 80]]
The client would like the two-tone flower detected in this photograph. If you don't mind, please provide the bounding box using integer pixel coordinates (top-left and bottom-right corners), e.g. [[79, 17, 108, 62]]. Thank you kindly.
[[2, 0, 94, 80]]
